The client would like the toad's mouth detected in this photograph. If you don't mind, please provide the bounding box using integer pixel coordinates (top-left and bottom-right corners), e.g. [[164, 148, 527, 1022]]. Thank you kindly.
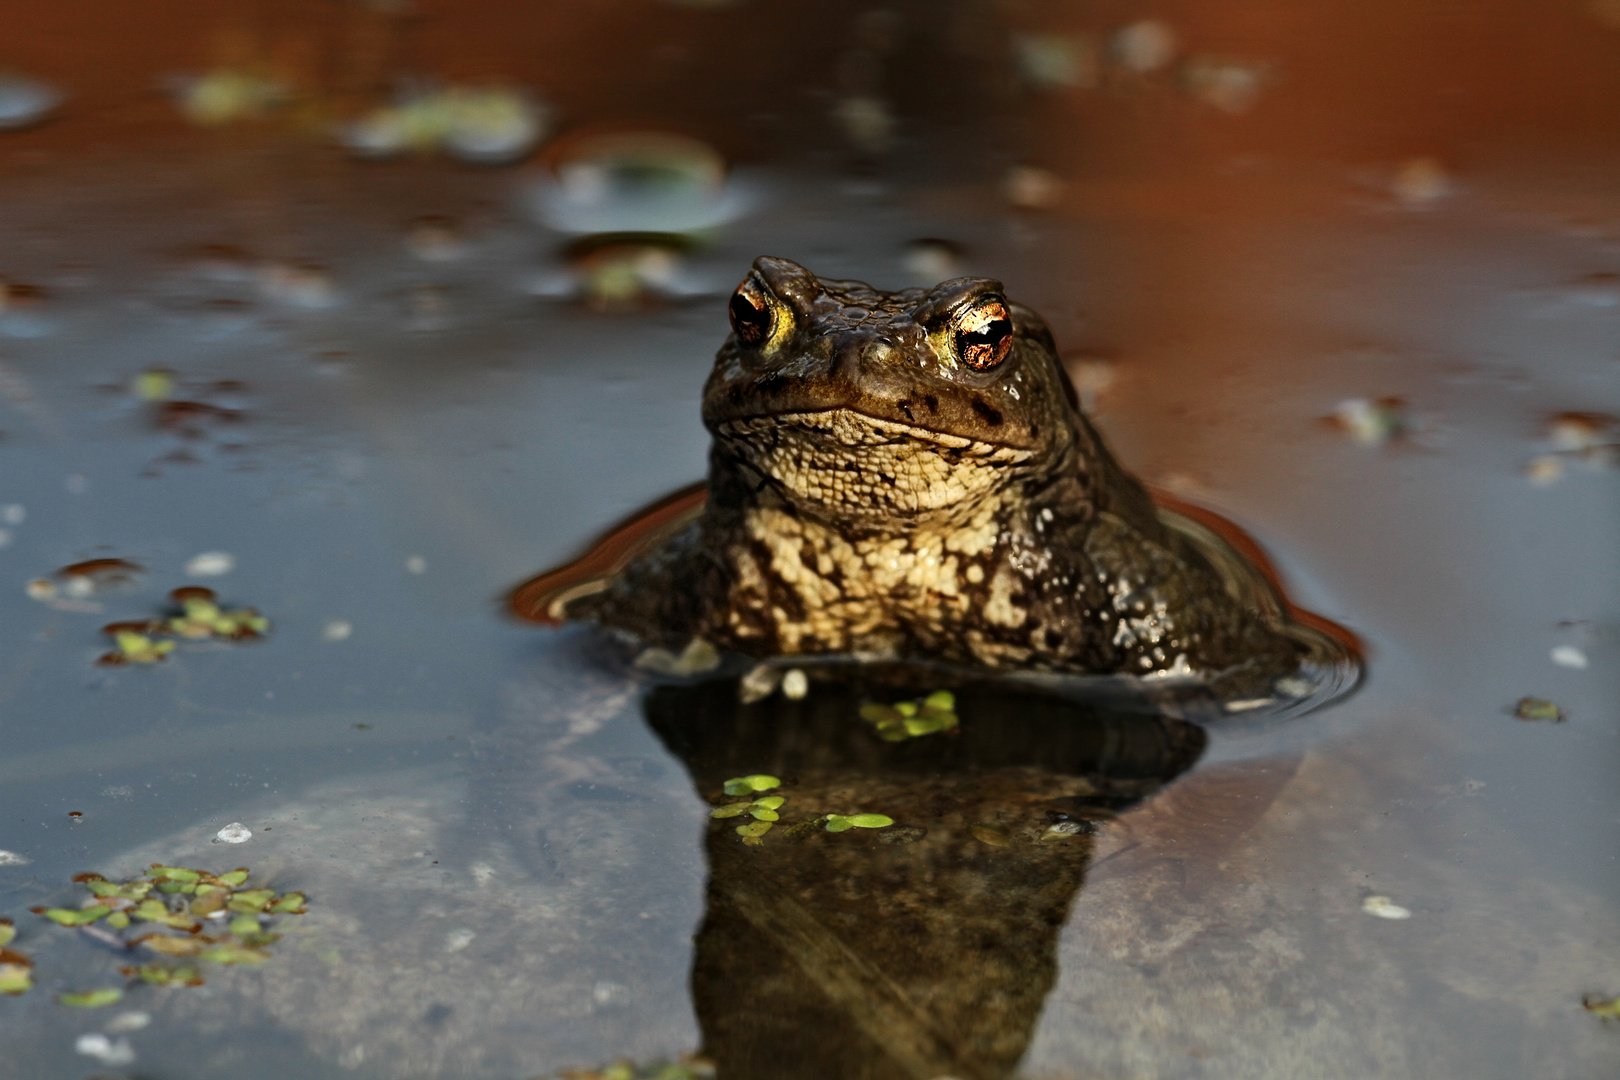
[[713, 409, 1034, 517]]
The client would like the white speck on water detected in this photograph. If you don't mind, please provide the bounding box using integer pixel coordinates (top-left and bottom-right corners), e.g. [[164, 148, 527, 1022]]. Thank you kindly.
[[65, 474, 87, 494], [105, 1011, 151, 1034], [592, 980, 630, 1007], [1112, 20, 1177, 73], [75, 1034, 135, 1066], [1332, 397, 1405, 446], [405, 556, 427, 575], [185, 551, 235, 576], [1551, 645, 1588, 669], [781, 668, 809, 700], [338, 1043, 366, 1069], [24, 578, 54, 601], [0, 850, 30, 866], [62, 575, 94, 598], [445, 928, 476, 952], [215, 822, 252, 844], [0, 504, 22, 525], [0, 529, 10, 549], [323, 620, 353, 642], [1362, 895, 1412, 920], [470, 862, 496, 886]]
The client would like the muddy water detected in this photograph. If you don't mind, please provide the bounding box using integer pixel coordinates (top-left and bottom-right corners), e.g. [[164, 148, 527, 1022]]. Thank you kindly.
[[0, 2, 1617, 1078]]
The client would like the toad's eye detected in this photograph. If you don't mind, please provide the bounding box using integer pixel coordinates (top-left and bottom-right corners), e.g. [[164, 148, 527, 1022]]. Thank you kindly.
[[953, 301, 1013, 371], [729, 278, 774, 346]]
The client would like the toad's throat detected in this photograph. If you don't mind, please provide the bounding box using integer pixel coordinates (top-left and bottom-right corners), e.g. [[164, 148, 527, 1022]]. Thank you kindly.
[[714, 408, 1035, 517]]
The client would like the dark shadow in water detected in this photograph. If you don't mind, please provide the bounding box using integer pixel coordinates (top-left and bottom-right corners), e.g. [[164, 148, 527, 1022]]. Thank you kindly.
[[644, 663, 1206, 1080]]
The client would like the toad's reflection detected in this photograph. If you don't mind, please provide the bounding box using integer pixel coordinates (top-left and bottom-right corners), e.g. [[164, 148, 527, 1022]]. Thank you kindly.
[[644, 664, 1207, 1080]]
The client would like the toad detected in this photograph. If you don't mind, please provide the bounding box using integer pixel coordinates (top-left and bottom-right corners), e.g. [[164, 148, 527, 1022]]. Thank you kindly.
[[514, 257, 1352, 699]]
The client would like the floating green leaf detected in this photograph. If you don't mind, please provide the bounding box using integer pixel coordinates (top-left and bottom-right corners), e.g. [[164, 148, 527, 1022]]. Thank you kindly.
[[1514, 697, 1564, 722], [0, 921, 13, 948], [148, 865, 202, 883], [923, 690, 955, 712], [105, 911, 130, 929], [0, 962, 31, 995], [735, 821, 774, 838], [846, 814, 893, 829], [824, 816, 855, 833], [860, 690, 959, 741], [126, 963, 202, 987], [199, 942, 270, 965], [722, 774, 780, 796], [267, 893, 306, 915], [1584, 994, 1620, 1020], [228, 914, 261, 936], [140, 934, 203, 957], [40, 906, 109, 926], [58, 987, 123, 1008], [710, 804, 749, 819], [217, 869, 250, 887], [749, 808, 779, 822], [751, 795, 785, 811], [227, 889, 276, 913]]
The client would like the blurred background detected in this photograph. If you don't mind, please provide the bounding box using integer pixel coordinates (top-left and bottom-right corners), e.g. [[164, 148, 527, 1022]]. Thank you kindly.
[[0, 1, 1617, 1078]]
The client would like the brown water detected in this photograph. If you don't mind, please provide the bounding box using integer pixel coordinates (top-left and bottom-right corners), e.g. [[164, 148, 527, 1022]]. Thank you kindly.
[[0, 2, 1616, 1077]]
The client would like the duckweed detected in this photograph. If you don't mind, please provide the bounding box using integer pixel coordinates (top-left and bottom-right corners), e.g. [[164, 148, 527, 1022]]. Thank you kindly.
[[721, 774, 780, 796], [0, 956, 32, 995], [58, 987, 123, 1008], [824, 814, 894, 833], [35, 864, 308, 990], [1514, 697, 1565, 722], [1583, 994, 1620, 1020], [0, 919, 14, 947], [98, 587, 271, 665], [859, 689, 958, 741]]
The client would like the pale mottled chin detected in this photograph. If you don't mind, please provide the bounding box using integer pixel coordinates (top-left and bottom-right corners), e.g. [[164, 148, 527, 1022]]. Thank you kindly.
[[717, 409, 1033, 522]]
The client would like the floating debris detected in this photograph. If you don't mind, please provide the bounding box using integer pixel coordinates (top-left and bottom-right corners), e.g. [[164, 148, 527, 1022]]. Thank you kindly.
[[1392, 158, 1451, 208], [824, 813, 893, 833], [59, 987, 123, 1008], [530, 132, 748, 235], [1328, 397, 1406, 447], [634, 637, 720, 677], [32, 558, 145, 604], [33, 865, 306, 989], [343, 84, 547, 165], [1182, 56, 1266, 113], [833, 95, 897, 154], [1003, 165, 1065, 210], [74, 1033, 135, 1067], [710, 795, 784, 821], [1583, 993, 1620, 1020], [105, 1010, 151, 1033], [215, 822, 252, 844], [859, 689, 958, 741], [98, 626, 175, 665], [970, 823, 1013, 847], [406, 556, 427, 575], [1514, 697, 1566, 722], [1550, 646, 1588, 670], [258, 261, 337, 309], [0, 951, 32, 994], [0, 73, 61, 130], [780, 669, 809, 700], [172, 68, 285, 126], [566, 239, 690, 310], [1525, 454, 1565, 486], [131, 368, 175, 403], [1012, 33, 1097, 91], [405, 216, 467, 262], [902, 238, 963, 283], [1112, 20, 1177, 74], [322, 620, 353, 642], [0, 851, 29, 867], [1548, 411, 1617, 451], [1361, 895, 1412, 920]]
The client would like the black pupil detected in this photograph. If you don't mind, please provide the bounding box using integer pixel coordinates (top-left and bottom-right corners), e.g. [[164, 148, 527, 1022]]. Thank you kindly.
[[959, 319, 1010, 350], [731, 292, 769, 342]]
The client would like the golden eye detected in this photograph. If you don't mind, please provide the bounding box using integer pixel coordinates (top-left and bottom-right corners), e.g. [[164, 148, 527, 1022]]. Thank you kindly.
[[728, 277, 774, 346], [952, 300, 1013, 371]]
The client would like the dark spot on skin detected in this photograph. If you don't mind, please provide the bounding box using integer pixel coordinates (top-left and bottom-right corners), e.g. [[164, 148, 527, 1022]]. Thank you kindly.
[[970, 399, 1003, 426], [897, 400, 914, 422], [1030, 422, 1039, 438], [923, 395, 938, 412], [1045, 628, 1064, 649]]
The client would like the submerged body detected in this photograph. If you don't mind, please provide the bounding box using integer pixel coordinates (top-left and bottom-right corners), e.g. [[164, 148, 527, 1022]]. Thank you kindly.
[[566, 257, 1316, 689]]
